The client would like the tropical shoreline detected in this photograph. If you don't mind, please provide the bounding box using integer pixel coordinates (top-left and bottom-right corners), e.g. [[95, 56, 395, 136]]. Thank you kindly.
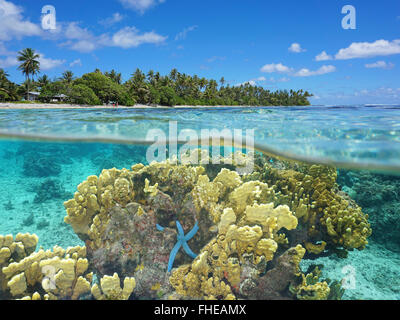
[[0, 102, 264, 109]]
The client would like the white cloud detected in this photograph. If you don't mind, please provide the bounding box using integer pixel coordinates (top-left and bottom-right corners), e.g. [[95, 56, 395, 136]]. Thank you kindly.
[[0, 0, 42, 41], [268, 77, 290, 83], [59, 22, 167, 52], [0, 42, 13, 55], [235, 80, 257, 87], [175, 25, 198, 41], [111, 26, 167, 48], [315, 51, 333, 61], [365, 60, 395, 69], [119, 0, 165, 13], [260, 63, 293, 74], [207, 56, 226, 63], [354, 87, 400, 99], [0, 55, 17, 68], [237, 80, 257, 87], [261, 63, 336, 77], [38, 53, 65, 70], [288, 43, 306, 53], [67, 39, 99, 53], [254, 76, 266, 81], [69, 58, 82, 67], [236, 76, 287, 87], [99, 13, 124, 26], [294, 65, 336, 77], [1, 51, 65, 70], [64, 22, 93, 40], [335, 39, 400, 60]]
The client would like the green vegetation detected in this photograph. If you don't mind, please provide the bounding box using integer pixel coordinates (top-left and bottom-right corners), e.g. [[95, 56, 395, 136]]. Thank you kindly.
[[1, 47, 313, 107], [0, 69, 19, 101], [17, 48, 40, 99]]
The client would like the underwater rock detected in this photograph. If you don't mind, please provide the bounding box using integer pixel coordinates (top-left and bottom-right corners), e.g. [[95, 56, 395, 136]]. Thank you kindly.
[[338, 170, 400, 252], [87, 203, 176, 299], [36, 219, 50, 230], [22, 213, 35, 227], [241, 246, 304, 300], [33, 179, 69, 204], [23, 155, 61, 178], [3, 200, 14, 211]]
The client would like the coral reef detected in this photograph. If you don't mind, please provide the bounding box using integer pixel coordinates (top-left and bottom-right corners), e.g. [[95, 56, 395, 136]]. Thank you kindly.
[[0, 151, 372, 300], [338, 169, 400, 252], [61, 152, 354, 300], [258, 159, 372, 252]]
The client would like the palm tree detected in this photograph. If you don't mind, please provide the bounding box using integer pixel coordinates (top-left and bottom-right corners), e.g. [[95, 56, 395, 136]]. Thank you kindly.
[[17, 48, 40, 99], [0, 69, 9, 81], [61, 70, 75, 84], [0, 69, 18, 101], [37, 74, 50, 89], [105, 69, 122, 84], [219, 77, 226, 87]]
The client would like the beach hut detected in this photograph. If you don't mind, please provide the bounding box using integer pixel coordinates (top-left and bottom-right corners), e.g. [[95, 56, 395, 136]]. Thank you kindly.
[[27, 91, 40, 101], [51, 94, 68, 102]]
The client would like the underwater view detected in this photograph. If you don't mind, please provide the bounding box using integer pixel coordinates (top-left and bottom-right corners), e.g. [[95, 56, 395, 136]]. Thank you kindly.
[[1, 0, 400, 307], [0, 106, 399, 301]]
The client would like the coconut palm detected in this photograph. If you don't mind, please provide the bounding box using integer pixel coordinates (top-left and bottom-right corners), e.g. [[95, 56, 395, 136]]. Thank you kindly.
[[37, 74, 50, 89], [61, 70, 75, 84], [105, 69, 122, 84], [0, 69, 9, 81], [17, 48, 40, 99]]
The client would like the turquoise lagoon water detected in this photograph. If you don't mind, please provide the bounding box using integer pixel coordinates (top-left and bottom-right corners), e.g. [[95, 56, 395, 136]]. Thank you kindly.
[[1, 105, 400, 300]]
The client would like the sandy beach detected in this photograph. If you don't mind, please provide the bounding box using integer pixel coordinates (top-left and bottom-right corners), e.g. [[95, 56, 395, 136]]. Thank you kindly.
[[0, 103, 248, 109]]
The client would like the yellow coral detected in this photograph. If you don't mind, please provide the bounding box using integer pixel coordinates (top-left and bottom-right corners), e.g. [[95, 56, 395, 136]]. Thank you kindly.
[[243, 203, 298, 233], [228, 181, 276, 216], [265, 163, 371, 251], [91, 273, 135, 300], [201, 276, 235, 300], [39, 256, 90, 299], [213, 168, 242, 195], [218, 208, 236, 234], [144, 179, 158, 197], [1, 233, 39, 294], [64, 168, 136, 239], [255, 238, 278, 262], [1, 243, 88, 299], [292, 266, 331, 300], [305, 241, 327, 254], [64, 176, 100, 235]]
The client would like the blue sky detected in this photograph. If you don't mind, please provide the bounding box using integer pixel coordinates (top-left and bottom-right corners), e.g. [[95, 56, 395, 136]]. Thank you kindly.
[[0, 0, 399, 105]]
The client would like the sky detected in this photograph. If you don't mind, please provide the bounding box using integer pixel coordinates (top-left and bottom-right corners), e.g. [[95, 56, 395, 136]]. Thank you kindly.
[[0, 0, 399, 105]]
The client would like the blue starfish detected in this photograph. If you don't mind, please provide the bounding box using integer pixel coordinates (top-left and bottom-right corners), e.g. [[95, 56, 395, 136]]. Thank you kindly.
[[156, 221, 199, 272]]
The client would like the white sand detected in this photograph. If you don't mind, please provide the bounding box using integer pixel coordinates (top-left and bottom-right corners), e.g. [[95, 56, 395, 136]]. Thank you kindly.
[[0, 102, 251, 109]]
